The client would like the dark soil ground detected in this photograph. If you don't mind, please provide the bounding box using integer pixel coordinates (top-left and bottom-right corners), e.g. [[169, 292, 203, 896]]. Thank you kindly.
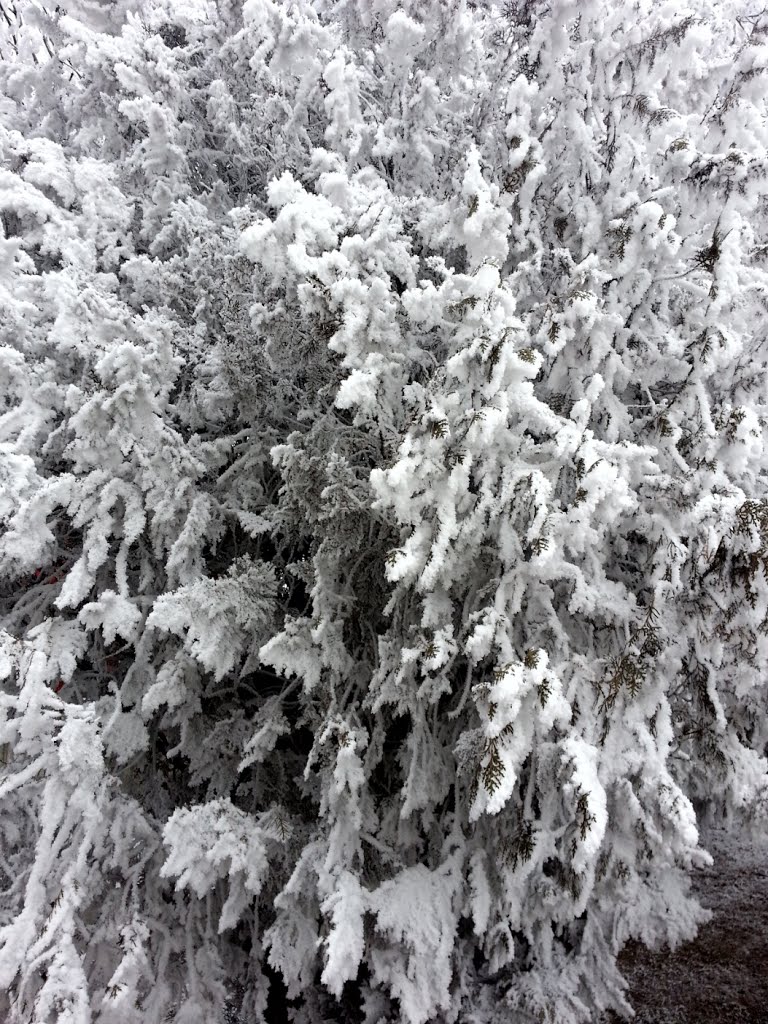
[[606, 827, 768, 1023]]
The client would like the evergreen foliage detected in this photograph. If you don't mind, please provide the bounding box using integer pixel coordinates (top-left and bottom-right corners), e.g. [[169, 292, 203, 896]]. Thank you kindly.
[[0, 1, 767, 1021]]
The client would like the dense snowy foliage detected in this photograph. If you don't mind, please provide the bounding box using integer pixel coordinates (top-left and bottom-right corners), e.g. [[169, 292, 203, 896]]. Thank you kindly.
[[1, 1, 767, 1022]]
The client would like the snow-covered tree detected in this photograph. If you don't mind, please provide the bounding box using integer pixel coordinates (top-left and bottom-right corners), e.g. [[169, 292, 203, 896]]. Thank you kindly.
[[1, 1, 767, 1022]]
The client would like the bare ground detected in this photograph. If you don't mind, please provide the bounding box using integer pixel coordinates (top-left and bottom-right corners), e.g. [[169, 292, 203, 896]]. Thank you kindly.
[[606, 826, 768, 1024]]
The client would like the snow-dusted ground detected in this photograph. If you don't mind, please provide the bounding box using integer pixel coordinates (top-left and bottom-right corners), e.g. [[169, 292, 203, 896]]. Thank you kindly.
[[606, 824, 768, 1023]]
